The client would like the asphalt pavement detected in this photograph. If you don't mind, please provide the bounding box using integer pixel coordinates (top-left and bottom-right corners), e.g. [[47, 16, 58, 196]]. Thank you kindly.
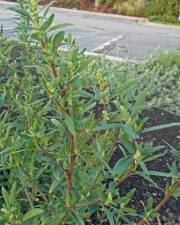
[[0, 1, 180, 59]]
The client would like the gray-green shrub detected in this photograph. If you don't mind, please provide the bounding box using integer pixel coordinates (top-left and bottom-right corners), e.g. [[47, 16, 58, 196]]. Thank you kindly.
[[0, 1, 179, 225]]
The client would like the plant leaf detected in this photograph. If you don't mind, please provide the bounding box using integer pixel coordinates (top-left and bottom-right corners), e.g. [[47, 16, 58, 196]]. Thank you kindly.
[[138, 171, 179, 178], [52, 31, 65, 54], [10, 183, 16, 205], [141, 122, 180, 133], [42, 14, 54, 31], [146, 197, 153, 212], [22, 208, 43, 221], [65, 116, 75, 135], [72, 212, 85, 225], [121, 124, 139, 139], [173, 188, 180, 198], [103, 207, 115, 225], [51, 118, 61, 127], [2, 187, 9, 208], [48, 23, 71, 33], [112, 157, 131, 177], [93, 123, 122, 132], [8, 6, 31, 19]]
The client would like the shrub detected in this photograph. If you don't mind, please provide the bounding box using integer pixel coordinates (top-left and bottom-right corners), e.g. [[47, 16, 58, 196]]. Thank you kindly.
[[0, 1, 179, 225], [145, 0, 179, 23], [90, 52, 180, 115]]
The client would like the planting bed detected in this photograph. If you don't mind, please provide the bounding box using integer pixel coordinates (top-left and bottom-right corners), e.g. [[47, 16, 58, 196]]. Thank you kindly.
[[86, 107, 180, 224], [0, 42, 179, 224], [0, 40, 179, 224]]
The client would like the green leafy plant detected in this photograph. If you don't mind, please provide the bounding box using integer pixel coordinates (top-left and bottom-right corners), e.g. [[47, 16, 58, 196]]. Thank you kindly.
[[0, 1, 179, 225], [145, 0, 179, 23]]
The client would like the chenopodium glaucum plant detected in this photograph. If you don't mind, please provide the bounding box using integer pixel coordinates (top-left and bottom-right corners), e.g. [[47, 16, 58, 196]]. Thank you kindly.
[[0, 1, 179, 225]]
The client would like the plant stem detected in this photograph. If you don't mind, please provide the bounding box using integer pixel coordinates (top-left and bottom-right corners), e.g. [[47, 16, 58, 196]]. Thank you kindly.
[[19, 176, 34, 208], [90, 130, 119, 190], [19, 166, 48, 203], [91, 164, 104, 190], [66, 134, 76, 203], [136, 179, 180, 225], [40, 41, 57, 78], [36, 143, 65, 173], [58, 198, 100, 225], [76, 198, 100, 207], [116, 157, 136, 187]]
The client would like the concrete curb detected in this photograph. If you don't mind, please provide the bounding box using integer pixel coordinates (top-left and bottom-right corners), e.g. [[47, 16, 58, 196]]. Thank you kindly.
[[60, 46, 139, 63], [84, 51, 139, 63], [0, 0, 14, 5]]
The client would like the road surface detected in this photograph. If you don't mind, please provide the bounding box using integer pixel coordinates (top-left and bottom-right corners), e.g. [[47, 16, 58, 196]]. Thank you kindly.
[[0, 1, 180, 59]]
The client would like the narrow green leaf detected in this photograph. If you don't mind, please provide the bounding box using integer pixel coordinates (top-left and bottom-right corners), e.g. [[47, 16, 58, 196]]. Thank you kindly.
[[112, 157, 131, 177], [44, 214, 64, 225], [48, 23, 72, 32], [121, 124, 139, 139], [146, 197, 153, 212], [103, 207, 115, 225], [78, 57, 94, 72], [52, 31, 64, 54], [2, 187, 9, 208], [72, 212, 85, 225], [51, 118, 61, 127], [165, 142, 180, 159], [65, 116, 75, 135], [131, 87, 148, 118], [141, 145, 164, 157], [173, 188, 180, 198], [144, 153, 165, 163], [138, 160, 149, 175], [10, 183, 16, 205], [22, 208, 43, 222], [42, 1, 56, 17], [138, 171, 179, 178], [8, 6, 31, 19], [49, 180, 60, 194], [93, 123, 122, 132], [121, 188, 136, 206], [42, 14, 54, 31], [141, 122, 180, 133], [121, 136, 135, 154], [84, 102, 96, 112]]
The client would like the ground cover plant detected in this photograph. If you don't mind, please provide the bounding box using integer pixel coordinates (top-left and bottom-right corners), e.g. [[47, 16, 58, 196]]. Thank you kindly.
[[95, 0, 179, 23], [0, 1, 180, 225], [87, 51, 180, 115]]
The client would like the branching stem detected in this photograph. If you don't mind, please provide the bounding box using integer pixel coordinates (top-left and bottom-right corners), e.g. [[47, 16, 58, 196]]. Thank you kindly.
[[136, 179, 180, 225], [58, 198, 100, 225], [19, 166, 48, 203], [66, 134, 76, 203]]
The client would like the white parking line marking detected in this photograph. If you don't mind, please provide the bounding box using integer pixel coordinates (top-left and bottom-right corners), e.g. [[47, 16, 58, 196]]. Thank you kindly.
[[91, 35, 123, 53], [3, 27, 14, 30]]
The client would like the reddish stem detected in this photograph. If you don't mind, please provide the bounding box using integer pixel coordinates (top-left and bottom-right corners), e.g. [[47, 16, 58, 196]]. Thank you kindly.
[[66, 134, 76, 202]]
